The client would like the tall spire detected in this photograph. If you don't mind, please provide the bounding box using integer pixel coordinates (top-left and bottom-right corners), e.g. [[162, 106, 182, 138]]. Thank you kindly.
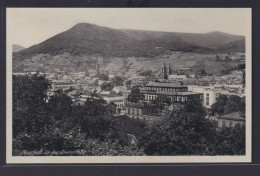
[[161, 63, 168, 79], [168, 60, 172, 75]]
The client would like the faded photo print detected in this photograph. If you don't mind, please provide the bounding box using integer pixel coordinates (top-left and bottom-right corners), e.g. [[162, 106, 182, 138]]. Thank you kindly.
[[6, 8, 252, 163]]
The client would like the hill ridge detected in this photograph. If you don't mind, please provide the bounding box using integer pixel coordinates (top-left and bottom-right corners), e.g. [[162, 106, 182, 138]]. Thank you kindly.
[[13, 23, 245, 59]]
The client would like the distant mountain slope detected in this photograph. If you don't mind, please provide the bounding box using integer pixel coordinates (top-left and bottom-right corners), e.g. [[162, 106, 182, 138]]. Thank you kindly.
[[120, 30, 244, 49], [12, 44, 26, 53], [13, 23, 245, 59], [216, 39, 245, 53]]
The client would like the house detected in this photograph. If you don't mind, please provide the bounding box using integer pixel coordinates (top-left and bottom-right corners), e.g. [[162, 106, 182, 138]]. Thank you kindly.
[[112, 86, 128, 94], [51, 80, 76, 91], [125, 102, 160, 121], [217, 112, 245, 129], [102, 95, 125, 114], [168, 74, 187, 80]]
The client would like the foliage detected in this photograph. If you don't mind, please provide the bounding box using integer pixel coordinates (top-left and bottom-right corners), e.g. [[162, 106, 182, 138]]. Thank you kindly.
[[13, 74, 145, 156], [211, 95, 245, 115], [152, 95, 171, 110], [112, 76, 124, 86], [113, 115, 147, 145], [98, 73, 109, 81], [13, 74, 51, 136], [100, 82, 114, 91], [224, 55, 231, 61], [126, 80, 132, 87], [215, 55, 221, 61], [224, 95, 245, 114], [139, 110, 218, 155], [211, 95, 228, 115], [47, 89, 73, 120], [139, 70, 153, 77], [184, 98, 205, 114], [215, 125, 245, 155], [127, 86, 145, 103], [12, 74, 246, 156], [13, 123, 144, 156]]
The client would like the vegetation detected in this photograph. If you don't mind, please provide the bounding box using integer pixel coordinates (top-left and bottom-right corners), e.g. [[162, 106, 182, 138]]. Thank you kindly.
[[127, 86, 145, 103], [211, 95, 245, 115], [139, 100, 245, 155], [13, 74, 245, 156], [98, 73, 109, 81], [13, 75, 144, 156], [112, 76, 124, 86], [152, 95, 171, 110], [100, 82, 114, 91]]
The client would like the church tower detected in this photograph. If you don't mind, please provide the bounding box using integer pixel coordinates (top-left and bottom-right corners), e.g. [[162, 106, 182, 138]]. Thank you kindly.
[[161, 63, 168, 79], [168, 60, 172, 75]]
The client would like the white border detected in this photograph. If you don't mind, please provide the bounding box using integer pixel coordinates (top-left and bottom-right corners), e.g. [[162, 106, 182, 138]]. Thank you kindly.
[[6, 8, 252, 163]]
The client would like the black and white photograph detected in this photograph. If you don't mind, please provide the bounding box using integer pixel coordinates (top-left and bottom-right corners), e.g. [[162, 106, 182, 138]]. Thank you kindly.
[[6, 8, 252, 163]]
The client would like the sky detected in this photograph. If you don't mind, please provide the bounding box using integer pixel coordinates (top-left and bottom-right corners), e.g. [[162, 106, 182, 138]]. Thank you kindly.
[[7, 8, 251, 48]]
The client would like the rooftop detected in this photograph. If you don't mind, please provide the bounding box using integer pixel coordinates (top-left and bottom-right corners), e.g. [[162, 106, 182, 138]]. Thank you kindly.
[[144, 82, 185, 88], [219, 112, 245, 121], [141, 91, 202, 96]]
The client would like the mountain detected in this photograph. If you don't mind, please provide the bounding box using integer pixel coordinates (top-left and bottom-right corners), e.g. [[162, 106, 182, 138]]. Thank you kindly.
[[12, 44, 26, 53], [216, 39, 245, 53], [13, 23, 245, 59]]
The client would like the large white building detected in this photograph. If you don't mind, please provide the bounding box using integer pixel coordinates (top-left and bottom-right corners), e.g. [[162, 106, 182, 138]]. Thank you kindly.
[[140, 82, 202, 103], [188, 86, 229, 108]]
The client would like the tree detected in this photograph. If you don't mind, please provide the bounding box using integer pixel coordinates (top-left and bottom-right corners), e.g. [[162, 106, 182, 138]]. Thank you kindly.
[[98, 73, 109, 81], [47, 89, 73, 120], [224, 55, 231, 61], [215, 55, 221, 61], [224, 95, 243, 114], [13, 74, 51, 136], [211, 95, 228, 115], [126, 80, 132, 87], [127, 86, 145, 103], [152, 95, 171, 110], [83, 96, 107, 116], [100, 82, 114, 91], [184, 98, 205, 114], [139, 110, 217, 155], [112, 76, 124, 86], [215, 125, 245, 155]]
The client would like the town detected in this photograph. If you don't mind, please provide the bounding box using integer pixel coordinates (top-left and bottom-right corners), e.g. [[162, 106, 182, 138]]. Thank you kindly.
[[13, 52, 246, 131]]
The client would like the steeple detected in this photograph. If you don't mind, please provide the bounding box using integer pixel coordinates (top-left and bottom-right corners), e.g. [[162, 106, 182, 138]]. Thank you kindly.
[[161, 63, 168, 79], [168, 60, 172, 75]]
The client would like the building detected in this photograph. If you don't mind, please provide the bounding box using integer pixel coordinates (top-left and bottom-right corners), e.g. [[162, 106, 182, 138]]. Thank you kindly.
[[161, 61, 173, 79], [168, 74, 187, 80], [125, 102, 161, 121], [52, 80, 76, 90], [188, 86, 229, 108], [140, 82, 202, 103], [103, 95, 125, 113], [112, 86, 128, 94], [215, 112, 245, 130]]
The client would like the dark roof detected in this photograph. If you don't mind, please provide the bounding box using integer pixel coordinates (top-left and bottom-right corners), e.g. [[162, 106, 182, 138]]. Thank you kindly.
[[219, 112, 245, 121], [144, 82, 185, 88], [141, 91, 202, 96]]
